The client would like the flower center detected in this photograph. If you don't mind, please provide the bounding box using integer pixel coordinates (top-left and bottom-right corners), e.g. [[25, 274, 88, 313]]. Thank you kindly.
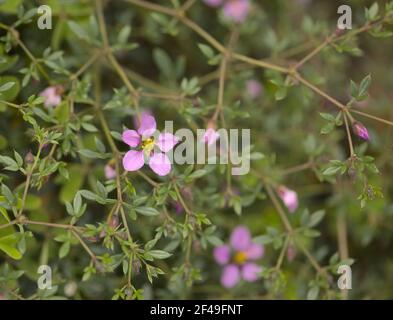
[[233, 251, 247, 265], [141, 138, 155, 153]]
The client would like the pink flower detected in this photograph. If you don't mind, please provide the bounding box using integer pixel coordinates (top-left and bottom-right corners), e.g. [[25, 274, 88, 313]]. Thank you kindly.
[[122, 113, 179, 176], [40, 86, 62, 107], [214, 226, 264, 288], [203, 0, 250, 23], [223, 0, 250, 23], [287, 245, 297, 262], [203, 0, 224, 7], [352, 122, 370, 141], [277, 186, 299, 213], [246, 80, 262, 99], [202, 128, 220, 146], [104, 163, 116, 180]]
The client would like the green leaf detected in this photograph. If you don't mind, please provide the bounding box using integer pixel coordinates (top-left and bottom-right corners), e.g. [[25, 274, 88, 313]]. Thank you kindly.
[[135, 207, 160, 216], [319, 112, 335, 122], [81, 123, 98, 133], [153, 48, 173, 80], [54, 101, 70, 123], [188, 169, 207, 180], [148, 250, 172, 259], [0, 207, 10, 222], [322, 166, 341, 176], [366, 3, 379, 21], [78, 149, 107, 159], [350, 80, 358, 98], [0, 155, 19, 171], [308, 210, 325, 228], [358, 74, 372, 97], [275, 87, 287, 101], [1, 184, 15, 204], [118, 25, 131, 44], [198, 43, 214, 59], [59, 241, 70, 258], [67, 21, 90, 42], [0, 234, 22, 260], [0, 81, 15, 92], [307, 286, 319, 300], [0, 76, 20, 103], [253, 235, 274, 245]]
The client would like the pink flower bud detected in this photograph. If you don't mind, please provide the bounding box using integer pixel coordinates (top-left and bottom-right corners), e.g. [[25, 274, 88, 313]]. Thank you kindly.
[[104, 163, 116, 180], [39, 86, 63, 108], [202, 128, 220, 146], [277, 186, 299, 213], [223, 0, 250, 23], [352, 122, 370, 140], [287, 245, 297, 262], [246, 80, 262, 99]]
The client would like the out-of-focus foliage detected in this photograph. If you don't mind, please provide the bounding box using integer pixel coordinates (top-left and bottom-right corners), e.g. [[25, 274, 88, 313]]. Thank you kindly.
[[1, 0, 393, 300]]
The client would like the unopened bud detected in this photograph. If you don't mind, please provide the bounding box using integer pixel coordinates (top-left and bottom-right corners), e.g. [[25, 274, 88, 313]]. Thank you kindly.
[[109, 214, 120, 229], [352, 122, 370, 140], [25, 151, 34, 164]]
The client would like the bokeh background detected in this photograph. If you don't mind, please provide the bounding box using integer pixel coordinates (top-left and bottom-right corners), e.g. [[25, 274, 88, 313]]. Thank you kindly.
[[1, 0, 393, 299]]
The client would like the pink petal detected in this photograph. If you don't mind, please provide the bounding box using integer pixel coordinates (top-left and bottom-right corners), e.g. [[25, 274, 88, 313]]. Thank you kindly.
[[246, 80, 262, 99], [137, 113, 156, 137], [241, 263, 262, 282], [104, 164, 116, 180], [287, 245, 297, 262], [244, 243, 264, 260], [353, 122, 370, 141], [223, 0, 250, 23], [278, 186, 299, 213], [230, 225, 251, 251], [122, 150, 144, 172], [134, 111, 153, 129], [157, 133, 179, 152], [149, 152, 171, 176], [213, 245, 231, 265], [40, 87, 61, 107], [221, 264, 240, 288], [122, 130, 141, 147], [202, 128, 220, 146]]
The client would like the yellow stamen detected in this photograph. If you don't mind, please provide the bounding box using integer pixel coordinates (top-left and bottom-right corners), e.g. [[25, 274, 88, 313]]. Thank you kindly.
[[233, 251, 247, 265], [141, 138, 154, 152]]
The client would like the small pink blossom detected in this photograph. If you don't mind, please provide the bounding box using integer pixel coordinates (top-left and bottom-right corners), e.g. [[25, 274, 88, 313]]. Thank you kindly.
[[122, 113, 179, 176], [287, 245, 297, 262], [203, 0, 250, 23], [223, 0, 250, 23], [104, 163, 116, 180], [40, 86, 62, 108], [202, 128, 220, 146], [277, 186, 299, 213], [352, 122, 370, 141], [246, 80, 262, 99], [214, 225, 264, 288]]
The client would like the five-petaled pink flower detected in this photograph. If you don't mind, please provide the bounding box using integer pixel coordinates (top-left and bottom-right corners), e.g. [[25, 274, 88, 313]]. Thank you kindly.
[[40, 86, 62, 108], [277, 186, 299, 213], [204, 0, 250, 23], [214, 225, 264, 288], [122, 113, 179, 176], [352, 122, 370, 141]]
